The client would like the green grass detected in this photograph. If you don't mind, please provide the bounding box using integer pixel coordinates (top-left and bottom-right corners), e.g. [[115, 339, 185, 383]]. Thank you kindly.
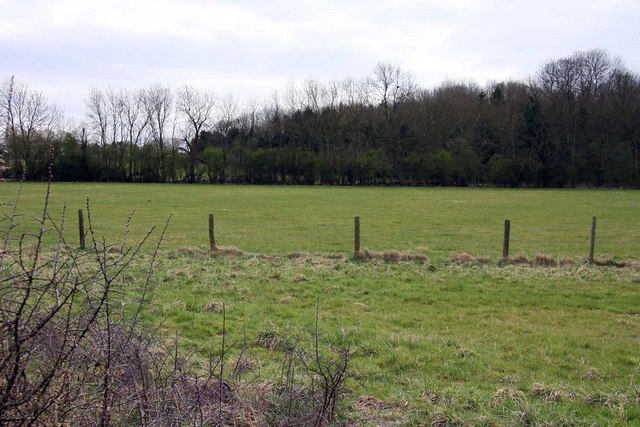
[[135, 252, 640, 425], [2, 183, 640, 424], [2, 182, 640, 261]]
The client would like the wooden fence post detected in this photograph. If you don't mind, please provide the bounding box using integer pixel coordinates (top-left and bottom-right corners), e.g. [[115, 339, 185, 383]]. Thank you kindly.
[[209, 213, 217, 251], [354, 216, 360, 255], [502, 219, 510, 259], [589, 216, 596, 262], [78, 209, 85, 249]]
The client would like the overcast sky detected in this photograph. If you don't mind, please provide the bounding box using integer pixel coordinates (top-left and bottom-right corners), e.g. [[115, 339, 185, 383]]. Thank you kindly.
[[1, 0, 639, 118]]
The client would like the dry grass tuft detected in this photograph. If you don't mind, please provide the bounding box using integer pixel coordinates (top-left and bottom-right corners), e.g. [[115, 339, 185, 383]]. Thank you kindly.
[[428, 410, 464, 427], [623, 260, 640, 270], [584, 391, 628, 411], [506, 253, 530, 265], [213, 246, 245, 257], [448, 252, 492, 266], [255, 328, 284, 350], [582, 367, 603, 381], [531, 254, 558, 267], [530, 382, 573, 402], [177, 246, 211, 259], [291, 274, 307, 283], [204, 300, 225, 313], [587, 257, 640, 270], [421, 390, 457, 407], [491, 386, 527, 407], [584, 391, 608, 406], [287, 251, 311, 259], [353, 396, 387, 411], [355, 248, 428, 263], [448, 253, 475, 266], [421, 390, 440, 404]]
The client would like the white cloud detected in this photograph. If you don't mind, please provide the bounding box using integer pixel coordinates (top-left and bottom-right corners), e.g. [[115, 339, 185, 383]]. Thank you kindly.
[[1, 0, 638, 119]]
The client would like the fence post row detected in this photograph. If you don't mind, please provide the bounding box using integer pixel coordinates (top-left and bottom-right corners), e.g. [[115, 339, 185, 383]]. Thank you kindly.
[[354, 216, 361, 255], [197, 213, 601, 260], [78, 209, 85, 250], [502, 219, 510, 259], [589, 216, 596, 262], [209, 213, 217, 251]]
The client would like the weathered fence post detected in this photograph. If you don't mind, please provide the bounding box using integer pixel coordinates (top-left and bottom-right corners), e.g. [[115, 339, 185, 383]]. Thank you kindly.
[[354, 216, 361, 255], [78, 209, 85, 249], [502, 219, 510, 259], [209, 213, 217, 251], [589, 216, 596, 263]]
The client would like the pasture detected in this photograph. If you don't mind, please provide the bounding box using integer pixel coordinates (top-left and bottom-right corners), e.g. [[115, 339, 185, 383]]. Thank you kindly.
[[3, 182, 640, 261], [1, 182, 640, 424]]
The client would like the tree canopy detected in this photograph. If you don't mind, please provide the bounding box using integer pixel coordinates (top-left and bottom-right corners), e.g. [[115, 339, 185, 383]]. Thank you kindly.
[[2, 49, 639, 187]]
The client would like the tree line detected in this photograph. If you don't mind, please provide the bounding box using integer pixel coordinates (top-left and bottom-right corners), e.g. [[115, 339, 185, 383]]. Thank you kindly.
[[2, 49, 639, 187]]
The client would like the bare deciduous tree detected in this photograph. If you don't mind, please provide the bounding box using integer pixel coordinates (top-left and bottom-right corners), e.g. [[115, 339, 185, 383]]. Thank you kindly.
[[216, 93, 239, 183], [142, 85, 173, 182], [176, 85, 216, 183], [122, 89, 149, 180], [369, 62, 416, 124], [1, 78, 62, 179]]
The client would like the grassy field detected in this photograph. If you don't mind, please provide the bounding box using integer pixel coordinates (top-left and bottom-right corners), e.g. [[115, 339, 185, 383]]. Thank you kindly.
[[2, 182, 640, 424], [2, 182, 640, 261], [133, 251, 639, 425]]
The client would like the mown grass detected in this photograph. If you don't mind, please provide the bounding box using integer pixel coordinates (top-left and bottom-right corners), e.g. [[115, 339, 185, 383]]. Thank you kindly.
[[2, 182, 640, 262], [2, 183, 640, 424]]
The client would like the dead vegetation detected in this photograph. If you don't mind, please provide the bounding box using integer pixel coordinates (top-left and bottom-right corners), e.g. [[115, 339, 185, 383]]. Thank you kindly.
[[589, 257, 640, 269], [529, 382, 575, 402], [448, 252, 492, 266], [448, 251, 640, 270], [212, 245, 246, 257], [204, 299, 225, 313], [354, 248, 428, 263], [175, 244, 640, 276]]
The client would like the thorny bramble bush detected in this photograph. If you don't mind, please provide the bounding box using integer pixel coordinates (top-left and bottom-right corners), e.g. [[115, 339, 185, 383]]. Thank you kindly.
[[0, 182, 351, 426]]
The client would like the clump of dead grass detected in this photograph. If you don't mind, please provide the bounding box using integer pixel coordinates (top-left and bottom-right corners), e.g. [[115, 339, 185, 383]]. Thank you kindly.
[[204, 300, 225, 313], [500, 253, 579, 268], [354, 248, 428, 263], [176, 245, 246, 258], [428, 410, 465, 427], [212, 246, 245, 257], [176, 246, 212, 259], [589, 257, 640, 270], [287, 251, 311, 259], [505, 253, 530, 265], [491, 386, 528, 408], [421, 390, 458, 407], [255, 328, 284, 350], [448, 252, 492, 266], [582, 367, 603, 381], [531, 254, 558, 267], [529, 382, 574, 402], [353, 396, 387, 411], [291, 274, 307, 283]]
